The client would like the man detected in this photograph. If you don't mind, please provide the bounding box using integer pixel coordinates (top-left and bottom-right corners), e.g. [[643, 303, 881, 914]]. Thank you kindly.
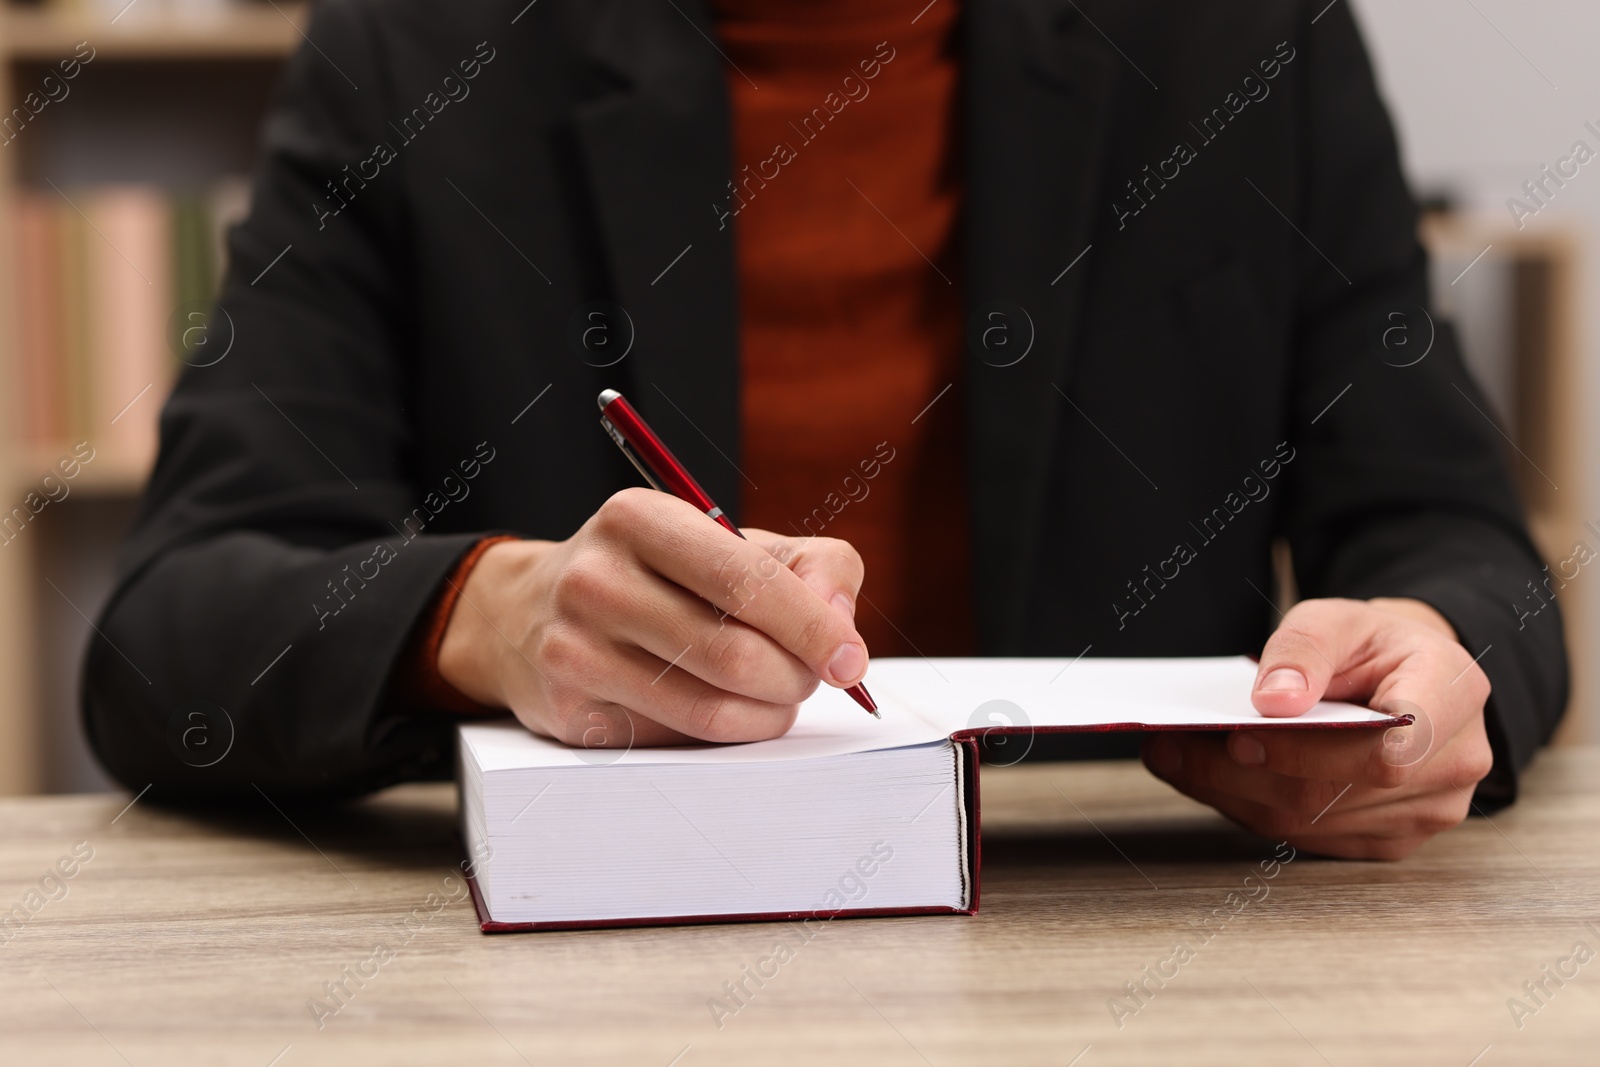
[[85, 0, 1567, 862]]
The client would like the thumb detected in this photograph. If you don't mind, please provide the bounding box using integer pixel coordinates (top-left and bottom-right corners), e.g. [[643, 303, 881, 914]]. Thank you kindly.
[[1251, 600, 1366, 718], [743, 530, 866, 629]]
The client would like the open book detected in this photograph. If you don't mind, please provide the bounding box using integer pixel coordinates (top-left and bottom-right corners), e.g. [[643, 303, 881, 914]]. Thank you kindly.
[[458, 657, 1398, 932]]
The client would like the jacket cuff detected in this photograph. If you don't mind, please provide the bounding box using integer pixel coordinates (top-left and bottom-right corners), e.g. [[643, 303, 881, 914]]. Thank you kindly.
[[400, 534, 519, 716]]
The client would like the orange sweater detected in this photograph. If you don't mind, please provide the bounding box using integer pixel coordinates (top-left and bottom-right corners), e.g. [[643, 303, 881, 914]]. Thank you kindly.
[[715, 0, 974, 657]]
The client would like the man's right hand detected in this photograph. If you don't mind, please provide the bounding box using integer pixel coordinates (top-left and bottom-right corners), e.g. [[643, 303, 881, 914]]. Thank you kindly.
[[436, 488, 870, 750]]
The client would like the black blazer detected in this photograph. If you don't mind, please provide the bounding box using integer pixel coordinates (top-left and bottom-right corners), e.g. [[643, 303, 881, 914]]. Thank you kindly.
[[85, 0, 1567, 803]]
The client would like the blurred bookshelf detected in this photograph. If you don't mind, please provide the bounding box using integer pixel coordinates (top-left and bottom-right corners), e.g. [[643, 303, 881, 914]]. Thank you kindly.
[[1421, 214, 1590, 747], [0, 0, 303, 793]]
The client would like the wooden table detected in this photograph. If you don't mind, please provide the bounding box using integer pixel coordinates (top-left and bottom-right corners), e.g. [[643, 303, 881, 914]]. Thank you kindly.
[[2, 749, 1595, 1066]]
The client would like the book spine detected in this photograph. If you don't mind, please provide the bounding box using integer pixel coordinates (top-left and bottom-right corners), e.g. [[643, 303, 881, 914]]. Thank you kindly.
[[59, 193, 93, 444], [88, 186, 171, 467], [12, 191, 66, 445], [954, 734, 981, 915], [171, 188, 210, 345]]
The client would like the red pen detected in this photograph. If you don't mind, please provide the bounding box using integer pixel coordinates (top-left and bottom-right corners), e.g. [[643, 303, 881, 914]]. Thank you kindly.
[[597, 389, 879, 718]]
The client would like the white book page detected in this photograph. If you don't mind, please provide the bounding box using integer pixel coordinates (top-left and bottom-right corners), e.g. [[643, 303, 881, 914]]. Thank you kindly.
[[461, 656, 1393, 772], [871, 656, 1393, 732]]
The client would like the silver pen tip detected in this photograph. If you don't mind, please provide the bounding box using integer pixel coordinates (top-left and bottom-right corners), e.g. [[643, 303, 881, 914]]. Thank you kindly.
[[869, 708, 881, 719], [597, 388, 621, 411]]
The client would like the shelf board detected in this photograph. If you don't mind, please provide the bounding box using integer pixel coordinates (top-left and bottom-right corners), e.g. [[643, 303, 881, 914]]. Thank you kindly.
[[2, 3, 307, 61], [1421, 211, 1581, 261]]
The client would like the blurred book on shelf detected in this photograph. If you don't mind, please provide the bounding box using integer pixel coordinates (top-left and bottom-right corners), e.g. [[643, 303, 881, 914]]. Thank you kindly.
[[10, 178, 248, 471]]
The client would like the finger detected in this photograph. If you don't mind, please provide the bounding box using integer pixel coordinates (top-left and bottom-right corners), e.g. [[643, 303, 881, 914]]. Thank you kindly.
[[1227, 725, 1386, 787], [534, 635, 801, 746], [1245, 645, 1485, 789], [744, 529, 864, 625], [518, 701, 692, 752], [1251, 598, 1389, 718], [1144, 732, 1364, 819], [512, 680, 694, 752], [592, 565, 819, 706], [596, 641, 802, 743], [1147, 715, 1494, 822], [612, 492, 869, 687], [1157, 771, 1470, 860]]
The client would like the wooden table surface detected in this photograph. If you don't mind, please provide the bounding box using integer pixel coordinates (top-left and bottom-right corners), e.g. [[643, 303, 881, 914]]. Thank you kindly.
[[1, 748, 1595, 1066]]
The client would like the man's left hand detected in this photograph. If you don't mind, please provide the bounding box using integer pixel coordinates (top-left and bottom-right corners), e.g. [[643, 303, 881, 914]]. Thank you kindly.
[[1140, 597, 1494, 860]]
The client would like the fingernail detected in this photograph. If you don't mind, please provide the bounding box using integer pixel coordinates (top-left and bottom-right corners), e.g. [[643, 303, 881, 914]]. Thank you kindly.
[[1231, 732, 1266, 765], [1258, 667, 1308, 692], [1147, 737, 1182, 777], [827, 642, 866, 685], [831, 593, 856, 620]]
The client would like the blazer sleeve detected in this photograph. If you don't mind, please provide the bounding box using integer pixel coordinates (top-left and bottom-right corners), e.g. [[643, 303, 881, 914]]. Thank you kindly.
[[83, 0, 488, 799], [1278, 2, 1569, 807]]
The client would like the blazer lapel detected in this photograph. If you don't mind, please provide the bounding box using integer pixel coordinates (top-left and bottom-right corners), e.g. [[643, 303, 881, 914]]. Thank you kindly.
[[963, 0, 1120, 652], [571, 0, 744, 514]]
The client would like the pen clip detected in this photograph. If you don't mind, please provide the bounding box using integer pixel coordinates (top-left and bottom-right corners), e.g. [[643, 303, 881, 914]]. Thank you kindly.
[[601, 415, 665, 493]]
